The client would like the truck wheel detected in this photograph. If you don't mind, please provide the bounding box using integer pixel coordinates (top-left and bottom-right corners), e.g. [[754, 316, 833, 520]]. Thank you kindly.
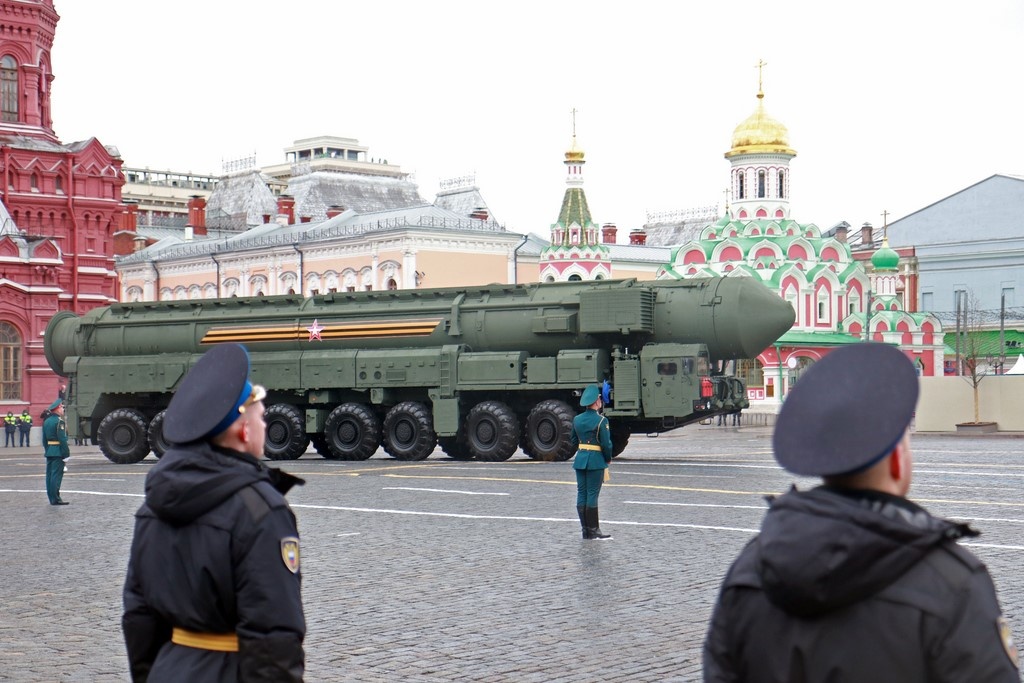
[[439, 433, 475, 460], [610, 421, 630, 458], [466, 401, 520, 462], [383, 402, 436, 461], [524, 400, 575, 462], [264, 404, 309, 461], [97, 408, 151, 464], [147, 410, 171, 459], [324, 403, 381, 460]]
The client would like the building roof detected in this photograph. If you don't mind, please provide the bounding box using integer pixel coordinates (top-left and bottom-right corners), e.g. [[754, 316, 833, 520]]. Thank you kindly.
[[287, 169, 426, 222], [118, 203, 513, 266]]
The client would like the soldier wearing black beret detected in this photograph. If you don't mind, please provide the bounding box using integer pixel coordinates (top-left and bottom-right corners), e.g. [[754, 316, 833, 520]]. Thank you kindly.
[[122, 343, 306, 682], [704, 343, 1019, 681]]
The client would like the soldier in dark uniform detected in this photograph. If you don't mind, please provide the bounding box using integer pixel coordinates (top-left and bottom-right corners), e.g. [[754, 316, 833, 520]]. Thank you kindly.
[[4, 410, 15, 447], [122, 343, 306, 682], [704, 343, 1020, 682], [570, 384, 614, 540], [18, 409, 32, 447], [43, 398, 70, 505]]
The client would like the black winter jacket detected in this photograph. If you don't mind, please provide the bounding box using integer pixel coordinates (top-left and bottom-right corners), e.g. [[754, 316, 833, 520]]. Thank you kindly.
[[122, 442, 306, 683], [704, 486, 1019, 682]]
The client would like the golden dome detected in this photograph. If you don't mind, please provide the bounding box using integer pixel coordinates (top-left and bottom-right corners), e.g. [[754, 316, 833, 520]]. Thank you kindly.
[[564, 136, 585, 163], [725, 91, 795, 158]]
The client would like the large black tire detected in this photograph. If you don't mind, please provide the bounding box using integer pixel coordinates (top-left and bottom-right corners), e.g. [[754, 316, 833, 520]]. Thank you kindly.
[[323, 403, 381, 461], [466, 401, 520, 462], [264, 403, 309, 461], [97, 408, 151, 464], [147, 410, 170, 459], [382, 402, 436, 461], [610, 421, 630, 458], [524, 399, 576, 462], [439, 432, 474, 460]]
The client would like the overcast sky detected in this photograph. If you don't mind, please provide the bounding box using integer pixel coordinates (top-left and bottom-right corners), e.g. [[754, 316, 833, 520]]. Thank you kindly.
[[49, 1, 1023, 243]]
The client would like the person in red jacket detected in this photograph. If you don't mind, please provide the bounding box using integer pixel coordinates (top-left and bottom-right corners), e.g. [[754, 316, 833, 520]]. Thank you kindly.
[[704, 343, 1019, 682]]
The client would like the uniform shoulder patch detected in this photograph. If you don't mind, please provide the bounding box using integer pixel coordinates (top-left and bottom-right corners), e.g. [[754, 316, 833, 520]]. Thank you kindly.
[[281, 536, 300, 574], [998, 616, 1019, 669]]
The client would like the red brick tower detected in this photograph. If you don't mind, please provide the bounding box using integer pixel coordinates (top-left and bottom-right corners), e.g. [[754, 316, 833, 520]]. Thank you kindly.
[[0, 0, 125, 419]]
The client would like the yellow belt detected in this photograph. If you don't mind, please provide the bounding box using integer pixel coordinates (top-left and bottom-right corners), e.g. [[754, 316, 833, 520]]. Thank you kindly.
[[47, 441, 61, 445], [171, 627, 239, 652], [578, 444, 602, 451]]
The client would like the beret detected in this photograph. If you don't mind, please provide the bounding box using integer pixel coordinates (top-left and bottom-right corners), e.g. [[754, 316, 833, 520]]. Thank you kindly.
[[580, 384, 601, 407], [772, 343, 919, 477], [163, 343, 252, 444]]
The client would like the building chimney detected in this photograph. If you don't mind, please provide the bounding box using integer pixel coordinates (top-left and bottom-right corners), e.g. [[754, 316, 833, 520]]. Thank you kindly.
[[629, 228, 647, 245], [184, 226, 194, 241], [835, 223, 848, 243], [300, 216, 312, 223], [132, 234, 147, 253], [469, 207, 489, 221], [123, 200, 139, 232], [601, 223, 618, 244], [188, 195, 207, 235], [326, 205, 346, 219], [860, 222, 873, 248], [277, 195, 296, 225]]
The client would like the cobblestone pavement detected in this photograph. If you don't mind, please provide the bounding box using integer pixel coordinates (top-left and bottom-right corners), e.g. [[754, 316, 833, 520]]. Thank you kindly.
[[1, 426, 1021, 682]]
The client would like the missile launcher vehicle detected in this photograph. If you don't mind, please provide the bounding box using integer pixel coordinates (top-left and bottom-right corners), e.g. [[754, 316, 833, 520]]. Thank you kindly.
[[44, 276, 795, 464]]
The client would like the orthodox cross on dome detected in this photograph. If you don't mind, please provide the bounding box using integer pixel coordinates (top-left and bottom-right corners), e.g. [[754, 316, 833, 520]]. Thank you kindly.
[[570, 107, 578, 139], [755, 58, 767, 98], [881, 209, 890, 239]]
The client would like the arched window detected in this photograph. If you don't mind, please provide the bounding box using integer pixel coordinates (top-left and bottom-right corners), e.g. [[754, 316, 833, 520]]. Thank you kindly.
[[737, 171, 745, 199], [757, 170, 766, 198], [1, 322, 22, 399], [386, 278, 398, 290], [1, 56, 17, 123], [777, 170, 785, 198]]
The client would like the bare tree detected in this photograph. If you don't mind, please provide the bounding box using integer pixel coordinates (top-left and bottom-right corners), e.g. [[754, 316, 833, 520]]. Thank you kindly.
[[956, 290, 994, 425]]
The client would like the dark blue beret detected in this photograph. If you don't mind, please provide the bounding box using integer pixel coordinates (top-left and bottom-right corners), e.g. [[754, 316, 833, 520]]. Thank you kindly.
[[773, 343, 919, 477], [163, 343, 252, 444], [580, 384, 600, 407]]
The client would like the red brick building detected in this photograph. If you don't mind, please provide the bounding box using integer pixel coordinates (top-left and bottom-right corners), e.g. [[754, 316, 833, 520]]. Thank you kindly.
[[0, 0, 125, 422]]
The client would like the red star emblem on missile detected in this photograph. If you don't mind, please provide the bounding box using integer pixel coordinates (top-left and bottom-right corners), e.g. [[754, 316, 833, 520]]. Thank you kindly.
[[306, 319, 324, 342]]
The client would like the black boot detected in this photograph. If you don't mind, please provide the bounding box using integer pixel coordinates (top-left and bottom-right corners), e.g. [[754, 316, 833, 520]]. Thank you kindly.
[[586, 507, 611, 540], [577, 505, 591, 539]]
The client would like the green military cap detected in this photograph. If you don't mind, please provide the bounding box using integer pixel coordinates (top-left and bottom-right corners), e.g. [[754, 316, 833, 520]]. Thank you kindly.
[[580, 384, 601, 407], [48, 398, 63, 410]]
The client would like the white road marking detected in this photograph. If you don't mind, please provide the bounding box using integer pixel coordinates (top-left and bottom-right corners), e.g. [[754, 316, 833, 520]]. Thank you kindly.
[[383, 486, 509, 496], [624, 500, 766, 510]]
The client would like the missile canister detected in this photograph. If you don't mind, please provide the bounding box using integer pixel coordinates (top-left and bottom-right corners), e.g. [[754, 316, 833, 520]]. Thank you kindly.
[[45, 276, 795, 464]]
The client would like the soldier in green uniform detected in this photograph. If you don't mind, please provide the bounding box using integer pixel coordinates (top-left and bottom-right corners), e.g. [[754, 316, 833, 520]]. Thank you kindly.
[[570, 384, 614, 540], [43, 398, 70, 505]]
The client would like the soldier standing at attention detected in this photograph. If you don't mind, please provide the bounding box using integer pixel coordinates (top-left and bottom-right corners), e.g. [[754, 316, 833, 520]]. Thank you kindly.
[[704, 343, 1019, 682], [43, 398, 70, 505], [571, 384, 613, 540], [4, 411, 15, 447], [122, 343, 306, 683], [19, 408, 33, 447]]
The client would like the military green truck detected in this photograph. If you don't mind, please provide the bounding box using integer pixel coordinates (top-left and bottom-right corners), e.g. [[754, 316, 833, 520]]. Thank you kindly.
[[43, 276, 794, 464]]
